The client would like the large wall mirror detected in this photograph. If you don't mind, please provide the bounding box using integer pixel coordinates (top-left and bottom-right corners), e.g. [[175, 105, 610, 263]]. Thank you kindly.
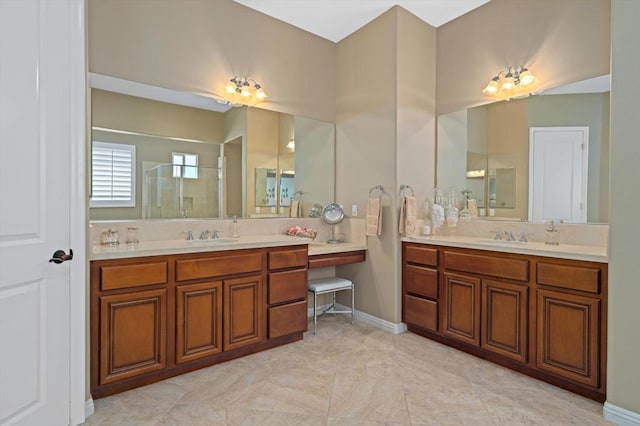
[[88, 75, 335, 221], [436, 74, 610, 224]]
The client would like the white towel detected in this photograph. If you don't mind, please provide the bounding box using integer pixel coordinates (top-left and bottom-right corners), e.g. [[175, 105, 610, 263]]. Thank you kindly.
[[467, 199, 478, 219], [399, 196, 417, 236], [366, 197, 382, 236], [289, 199, 301, 218]]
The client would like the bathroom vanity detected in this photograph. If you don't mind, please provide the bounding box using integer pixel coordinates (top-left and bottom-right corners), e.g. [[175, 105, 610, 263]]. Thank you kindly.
[[90, 237, 365, 398], [402, 237, 608, 402]]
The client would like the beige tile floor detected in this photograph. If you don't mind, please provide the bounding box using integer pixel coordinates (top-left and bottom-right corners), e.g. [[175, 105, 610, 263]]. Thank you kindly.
[[86, 317, 612, 425]]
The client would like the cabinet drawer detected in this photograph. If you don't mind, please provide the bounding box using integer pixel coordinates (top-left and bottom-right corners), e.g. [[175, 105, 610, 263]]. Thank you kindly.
[[405, 245, 438, 267], [176, 253, 262, 281], [404, 295, 438, 332], [268, 247, 308, 270], [100, 261, 168, 291], [444, 251, 529, 282], [268, 269, 308, 305], [537, 263, 601, 294], [404, 265, 438, 299], [308, 250, 366, 268], [268, 300, 308, 338]]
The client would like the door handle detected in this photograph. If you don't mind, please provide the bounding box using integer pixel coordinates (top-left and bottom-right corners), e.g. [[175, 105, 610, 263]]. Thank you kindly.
[[49, 249, 73, 264]]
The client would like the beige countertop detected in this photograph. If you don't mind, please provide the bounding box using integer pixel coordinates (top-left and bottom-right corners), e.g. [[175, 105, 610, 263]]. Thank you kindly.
[[402, 235, 608, 263], [90, 235, 367, 261]]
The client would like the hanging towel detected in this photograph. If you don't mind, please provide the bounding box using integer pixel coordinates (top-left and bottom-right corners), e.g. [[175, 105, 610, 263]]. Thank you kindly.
[[399, 196, 417, 236], [289, 199, 300, 218], [366, 197, 382, 236], [467, 199, 478, 219]]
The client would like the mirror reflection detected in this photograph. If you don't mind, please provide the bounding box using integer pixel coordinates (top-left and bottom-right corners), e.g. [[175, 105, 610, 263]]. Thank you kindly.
[[437, 75, 610, 224], [89, 87, 335, 221]]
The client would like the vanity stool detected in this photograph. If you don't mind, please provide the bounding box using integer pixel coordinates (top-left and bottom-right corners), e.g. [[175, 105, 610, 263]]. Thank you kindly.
[[308, 277, 355, 334]]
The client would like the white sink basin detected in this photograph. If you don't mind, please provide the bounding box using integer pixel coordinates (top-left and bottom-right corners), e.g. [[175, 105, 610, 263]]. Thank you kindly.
[[476, 239, 526, 245], [188, 238, 240, 244]]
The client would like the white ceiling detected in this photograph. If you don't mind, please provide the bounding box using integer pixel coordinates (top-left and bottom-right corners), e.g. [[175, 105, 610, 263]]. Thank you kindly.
[[233, 0, 490, 43]]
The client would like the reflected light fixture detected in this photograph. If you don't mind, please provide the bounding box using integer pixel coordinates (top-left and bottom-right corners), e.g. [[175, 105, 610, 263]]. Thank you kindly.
[[482, 66, 538, 99], [223, 76, 267, 106], [286, 138, 295, 151]]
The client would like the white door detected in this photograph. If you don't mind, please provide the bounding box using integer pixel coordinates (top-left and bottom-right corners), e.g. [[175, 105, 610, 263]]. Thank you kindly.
[[528, 127, 589, 223], [1, 1, 84, 424]]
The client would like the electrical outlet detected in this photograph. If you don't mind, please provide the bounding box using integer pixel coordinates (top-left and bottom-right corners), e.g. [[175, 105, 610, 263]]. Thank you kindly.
[[352, 204, 358, 216]]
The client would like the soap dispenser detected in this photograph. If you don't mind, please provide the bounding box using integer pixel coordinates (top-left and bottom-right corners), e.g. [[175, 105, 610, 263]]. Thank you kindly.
[[545, 220, 559, 245], [231, 216, 240, 238]]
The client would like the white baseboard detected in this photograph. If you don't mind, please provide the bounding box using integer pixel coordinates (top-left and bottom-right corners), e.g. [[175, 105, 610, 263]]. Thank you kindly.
[[85, 397, 95, 419], [604, 402, 640, 425], [307, 302, 406, 334]]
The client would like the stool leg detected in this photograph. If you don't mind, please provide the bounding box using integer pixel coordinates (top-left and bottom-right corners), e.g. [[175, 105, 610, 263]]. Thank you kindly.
[[351, 285, 355, 324], [313, 291, 317, 335]]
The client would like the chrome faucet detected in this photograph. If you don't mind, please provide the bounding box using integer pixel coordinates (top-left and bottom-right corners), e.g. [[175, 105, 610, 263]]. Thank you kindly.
[[503, 231, 516, 241], [211, 229, 221, 239], [491, 230, 516, 241], [199, 230, 210, 240], [186, 230, 194, 241]]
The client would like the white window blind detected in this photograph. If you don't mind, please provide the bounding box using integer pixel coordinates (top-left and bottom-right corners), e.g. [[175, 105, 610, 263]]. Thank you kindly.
[[90, 141, 136, 208], [172, 152, 198, 179]]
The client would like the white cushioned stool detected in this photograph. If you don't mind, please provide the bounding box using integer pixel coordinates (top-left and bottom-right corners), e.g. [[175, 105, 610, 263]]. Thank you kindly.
[[308, 277, 354, 334]]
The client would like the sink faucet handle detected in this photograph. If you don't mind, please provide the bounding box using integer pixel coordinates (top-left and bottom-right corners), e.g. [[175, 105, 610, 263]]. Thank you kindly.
[[490, 230, 503, 240], [199, 230, 210, 240], [518, 232, 532, 243], [186, 230, 194, 240], [211, 229, 222, 239]]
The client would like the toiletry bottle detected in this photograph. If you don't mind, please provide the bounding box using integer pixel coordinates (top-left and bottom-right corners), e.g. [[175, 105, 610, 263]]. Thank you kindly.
[[231, 216, 240, 238], [545, 220, 559, 245]]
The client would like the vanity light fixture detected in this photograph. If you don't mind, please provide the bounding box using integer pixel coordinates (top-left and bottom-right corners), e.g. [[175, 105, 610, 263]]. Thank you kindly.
[[223, 76, 268, 106], [482, 66, 538, 98]]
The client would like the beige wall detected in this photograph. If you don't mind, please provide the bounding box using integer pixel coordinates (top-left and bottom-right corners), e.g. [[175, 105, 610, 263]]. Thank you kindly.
[[437, 0, 611, 115], [335, 7, 436, 323], [335, 8, 400, 323], [607, 0, 640, 416], [91, 89, 225, 142], [88, 0, 336, 122]]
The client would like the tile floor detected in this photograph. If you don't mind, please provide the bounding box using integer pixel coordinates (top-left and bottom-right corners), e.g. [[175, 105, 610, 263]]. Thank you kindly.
[[86, 317, 612, 425]]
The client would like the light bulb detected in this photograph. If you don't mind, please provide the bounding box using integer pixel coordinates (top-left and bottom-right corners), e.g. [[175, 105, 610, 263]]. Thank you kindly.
[[224, 83, 236, 94], [501, 71, 516, 93], [519, 68, 537, 87], [255, 88, 267, 100], [482, 77, 500, 95]]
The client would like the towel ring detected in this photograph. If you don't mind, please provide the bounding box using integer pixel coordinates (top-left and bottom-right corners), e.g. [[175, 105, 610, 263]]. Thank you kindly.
[[400, 184, 414, 197], [369, 185, 384, 197]]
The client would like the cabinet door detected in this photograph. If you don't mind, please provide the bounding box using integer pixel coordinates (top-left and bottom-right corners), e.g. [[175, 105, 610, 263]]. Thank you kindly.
[[443, 272, 480, 346], [224, 275, 264, 351], [537, 289, 600, 387], [481, 280, 528, 363], [99, 288, 167, 385], [176, 281, 223, 364]]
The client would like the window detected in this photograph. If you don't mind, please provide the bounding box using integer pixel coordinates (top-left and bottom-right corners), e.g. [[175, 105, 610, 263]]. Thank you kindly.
[[172, 152, 198, 179], [90, 142, 135, 208]]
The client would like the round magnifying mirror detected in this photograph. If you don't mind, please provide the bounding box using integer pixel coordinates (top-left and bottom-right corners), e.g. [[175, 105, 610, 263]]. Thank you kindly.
[[322, 203, 345, 243]]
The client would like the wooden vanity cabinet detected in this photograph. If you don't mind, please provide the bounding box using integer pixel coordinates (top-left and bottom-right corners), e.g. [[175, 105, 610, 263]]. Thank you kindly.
[[402, 242, 607, 402], [535, 260, 606, 389], [91, 245, 308, 398], [267, 247, 308, 339], [402, 245, 439, 332], [442, 272, 481, 347]]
